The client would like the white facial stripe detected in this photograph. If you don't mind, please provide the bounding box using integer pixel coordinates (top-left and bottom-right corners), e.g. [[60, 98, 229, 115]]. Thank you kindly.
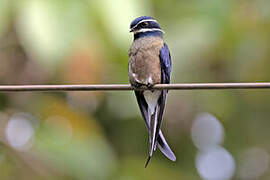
[[131, 19, 158, 30], [137, 19, 157, 25], [133, 28, 164, 34]]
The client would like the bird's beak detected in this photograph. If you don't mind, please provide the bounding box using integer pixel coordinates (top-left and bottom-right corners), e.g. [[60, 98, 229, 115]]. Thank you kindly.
[[129, 28, 135, 33]]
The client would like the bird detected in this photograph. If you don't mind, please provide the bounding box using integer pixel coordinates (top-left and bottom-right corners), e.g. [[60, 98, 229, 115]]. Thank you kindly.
[[128, 16, 176, 167]]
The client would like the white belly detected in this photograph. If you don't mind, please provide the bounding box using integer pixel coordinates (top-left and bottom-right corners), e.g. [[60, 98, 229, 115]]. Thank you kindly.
[[143, 90, 161, 115]]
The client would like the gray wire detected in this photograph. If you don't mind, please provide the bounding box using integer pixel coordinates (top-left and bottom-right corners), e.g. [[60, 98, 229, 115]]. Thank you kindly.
[[0, 83, 270, 92]]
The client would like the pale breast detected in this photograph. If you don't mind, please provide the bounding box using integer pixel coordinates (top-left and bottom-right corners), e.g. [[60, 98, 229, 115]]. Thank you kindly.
[[128, 37, 164, 85]]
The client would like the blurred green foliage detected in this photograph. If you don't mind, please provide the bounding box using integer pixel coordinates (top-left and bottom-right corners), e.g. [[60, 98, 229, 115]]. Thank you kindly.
[[0, 0, 270, 179]]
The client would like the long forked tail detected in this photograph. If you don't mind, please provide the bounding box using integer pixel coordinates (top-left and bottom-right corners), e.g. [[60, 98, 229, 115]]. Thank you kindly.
[[145, 130, 176, 167], [145, 131, 176, 167], [134, 90, 176, 167]]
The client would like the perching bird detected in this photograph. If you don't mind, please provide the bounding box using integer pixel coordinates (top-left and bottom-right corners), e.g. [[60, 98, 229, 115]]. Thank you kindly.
[[128, 16, 176, 167]]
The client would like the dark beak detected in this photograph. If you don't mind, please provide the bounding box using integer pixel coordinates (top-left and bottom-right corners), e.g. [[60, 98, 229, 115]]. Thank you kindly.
[[129, 27, 135, 32]]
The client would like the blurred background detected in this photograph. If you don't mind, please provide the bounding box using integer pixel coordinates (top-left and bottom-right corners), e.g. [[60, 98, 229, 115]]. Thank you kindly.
[[0, 0, 270, 179]]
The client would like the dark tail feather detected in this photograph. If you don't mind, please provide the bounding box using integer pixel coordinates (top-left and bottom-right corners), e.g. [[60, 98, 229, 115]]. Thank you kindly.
[[145, 156, 152, 168], [145, 131, 175, 168], [157, 131, 176, 161], [134, 91, 176, 165], [146, 110, 158, 168]]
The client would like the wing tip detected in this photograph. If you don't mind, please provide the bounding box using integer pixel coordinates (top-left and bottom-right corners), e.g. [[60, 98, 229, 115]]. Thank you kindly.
[[169, 154, 177, 161], [162, 147, 176, 161], [160, 146, 177, 162], [157, 131, 177, 162]]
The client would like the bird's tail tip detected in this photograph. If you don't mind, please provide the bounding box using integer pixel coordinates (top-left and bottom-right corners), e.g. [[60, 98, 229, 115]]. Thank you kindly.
[[170, 155, 177, 161], [144, 156, 152, 168], [159, 144, 176, 161], [157, 131, 177, 161]]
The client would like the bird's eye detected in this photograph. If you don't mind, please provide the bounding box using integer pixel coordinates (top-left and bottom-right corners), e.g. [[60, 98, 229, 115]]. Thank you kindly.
[[141, 22, 148, 27]]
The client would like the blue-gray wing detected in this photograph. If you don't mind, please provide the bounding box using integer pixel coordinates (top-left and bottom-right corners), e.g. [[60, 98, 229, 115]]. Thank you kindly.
[[159, 43, 172, 84], [155, 43, 172, 139], [153, 43, 175, 161]]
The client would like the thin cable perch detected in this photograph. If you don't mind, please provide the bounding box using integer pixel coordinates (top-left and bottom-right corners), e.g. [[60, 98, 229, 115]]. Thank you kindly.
[[0, 83, 270, 92]]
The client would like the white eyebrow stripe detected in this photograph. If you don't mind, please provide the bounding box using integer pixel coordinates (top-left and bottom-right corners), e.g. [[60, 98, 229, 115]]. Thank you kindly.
[[137, 19, 157, 24], [133, 28, 164, 34], [131, 19, 158, 30]]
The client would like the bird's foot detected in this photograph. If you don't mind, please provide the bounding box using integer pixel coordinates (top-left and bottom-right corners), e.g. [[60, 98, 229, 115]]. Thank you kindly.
[[146, 83, 155, 92], [132, 82, 155, 91], [132, 82, 146, 91]]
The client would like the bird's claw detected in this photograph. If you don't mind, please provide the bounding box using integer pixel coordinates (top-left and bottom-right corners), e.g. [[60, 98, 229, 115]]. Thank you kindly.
[[146, 83, 155, 92], [132, 82, 145, 91], [132, 82, 154, 91], [146, 83, 153, 88]]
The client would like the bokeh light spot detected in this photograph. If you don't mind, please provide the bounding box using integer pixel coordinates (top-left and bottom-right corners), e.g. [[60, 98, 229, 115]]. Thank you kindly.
[[196, 146, 235, 180], [6, 113, 35, 151], [191, 113, 224, 150], [238, 147, 269, 179]]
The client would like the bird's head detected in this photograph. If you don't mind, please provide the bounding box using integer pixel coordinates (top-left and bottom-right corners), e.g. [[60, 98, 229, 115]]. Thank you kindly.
[[129, 16, 163, 39]]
